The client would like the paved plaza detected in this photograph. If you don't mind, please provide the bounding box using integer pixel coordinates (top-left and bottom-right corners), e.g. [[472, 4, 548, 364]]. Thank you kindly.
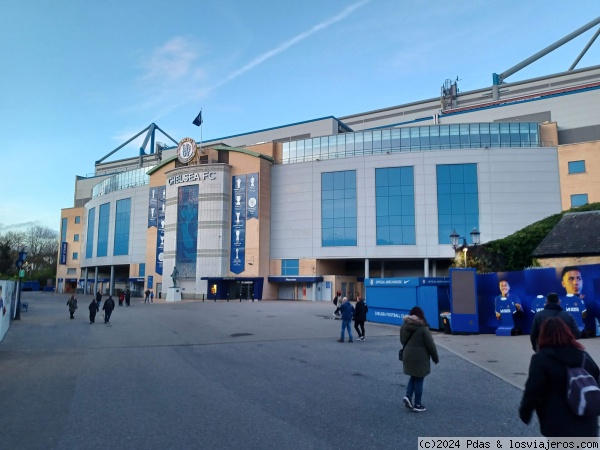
[[4, 292, 599, 449]]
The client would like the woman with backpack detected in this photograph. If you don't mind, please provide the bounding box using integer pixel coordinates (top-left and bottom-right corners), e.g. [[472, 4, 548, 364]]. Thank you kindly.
[[519, 317, 600, 437]]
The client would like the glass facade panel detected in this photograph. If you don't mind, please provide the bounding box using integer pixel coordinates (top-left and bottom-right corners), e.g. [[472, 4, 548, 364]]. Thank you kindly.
[[61, 218, 67, 242], [86, 207, 95, 258], [571, 193, 589, 207], [113, 198, 131, 256], [568, 160, 586, 174], [92, 167, 152, 198], [436, 164, 479, 244], [375, 167, 415, 245], [97, 203, 110, 257], [321, 171, 357, 247], [139, 263, 145, 277], [281, 259, 299, 275], [177, 185, 199, 278], [279, 122, 539, 164]]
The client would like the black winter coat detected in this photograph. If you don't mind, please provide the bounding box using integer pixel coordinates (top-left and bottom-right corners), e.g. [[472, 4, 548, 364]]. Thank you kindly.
[[354, 301, 368, 321], [519, 346, 600, 437], [103, 297, 115, 311], [400, 316, 439, 378], [530, 304, 580, 351]]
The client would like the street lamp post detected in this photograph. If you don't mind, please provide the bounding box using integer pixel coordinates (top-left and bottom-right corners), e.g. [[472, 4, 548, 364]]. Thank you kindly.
[[14, 248, 27, 320], [450, 228, 480, 268]]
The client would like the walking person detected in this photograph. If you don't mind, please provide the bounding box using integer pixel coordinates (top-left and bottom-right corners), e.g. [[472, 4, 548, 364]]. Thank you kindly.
[[519, 317, 600, 437], [144, 289, 150, 303], [332, 291, 342, 318], [67, 294, 78, 319], [95, 290, 102, 312], [401, 306, 439, 412], [125, 288, 131, 307], [530, 292, 580, 352], [103, 295, 115, 324], [118, 290, 125, 307], [353, 296, 368, 341], [150, 291, 154, 303], [89, 297, 98, 324], [337, 297, 355, 343]]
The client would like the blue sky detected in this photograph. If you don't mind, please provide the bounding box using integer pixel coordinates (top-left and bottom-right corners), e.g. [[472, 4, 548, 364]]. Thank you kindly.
[[2, 0, 599, 232]]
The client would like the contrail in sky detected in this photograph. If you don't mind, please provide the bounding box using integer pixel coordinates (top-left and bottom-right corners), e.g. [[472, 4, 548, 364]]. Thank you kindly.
[[206, 0, 371, 92], [150, 0, 371, 122]]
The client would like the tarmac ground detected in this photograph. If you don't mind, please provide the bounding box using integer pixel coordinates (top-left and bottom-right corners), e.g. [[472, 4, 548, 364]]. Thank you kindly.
[[2, 291, 598, 449]]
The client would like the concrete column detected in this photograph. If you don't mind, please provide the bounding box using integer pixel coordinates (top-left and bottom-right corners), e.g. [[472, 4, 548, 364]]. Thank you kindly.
[[364, 258, 369, 279], [110, 265, 115, 296], [432, 260, 437, 277], [424, 258, 429, 277], [84, 268, 89, 294], [94, 267, 98, 295], [380, 261, 385, 278]]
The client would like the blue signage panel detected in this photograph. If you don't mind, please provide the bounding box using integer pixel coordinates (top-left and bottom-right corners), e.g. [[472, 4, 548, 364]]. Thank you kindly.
[[247, 172, 259, 220], [230, 175, 246, 274], [367, 307, 409, 326], [155, 185, 166, 275], [365, 277, 419, 287], [148, 187, 158, 228], [147, 275, 153, 289], [60, 241, 68, 265]]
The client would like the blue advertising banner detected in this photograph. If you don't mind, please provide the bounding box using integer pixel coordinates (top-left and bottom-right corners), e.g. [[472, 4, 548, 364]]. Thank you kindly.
[[155, 185, 166, 275], [230, 175, 246, 274], [247, 172, 259, 220], [148, 187, 158, 228], [60, 241, 67, 265], [147, 275, 153, 289]]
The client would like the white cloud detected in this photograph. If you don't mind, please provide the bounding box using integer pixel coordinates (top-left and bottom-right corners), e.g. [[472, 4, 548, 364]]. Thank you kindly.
[[140, 36, 204, 84]]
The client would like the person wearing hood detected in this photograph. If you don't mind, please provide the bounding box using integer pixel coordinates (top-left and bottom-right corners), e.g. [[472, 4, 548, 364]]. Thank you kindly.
[[519, 317, 600, 437], [530, 293, 580, 352], [400, 306, 439, 412]]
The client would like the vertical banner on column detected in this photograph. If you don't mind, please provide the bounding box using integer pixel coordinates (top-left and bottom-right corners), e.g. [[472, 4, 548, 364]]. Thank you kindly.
[[155, 186, 166, 275], [148, 187, 158, 228], [230, 175, 246, 274], [246, 173, 259, 220]]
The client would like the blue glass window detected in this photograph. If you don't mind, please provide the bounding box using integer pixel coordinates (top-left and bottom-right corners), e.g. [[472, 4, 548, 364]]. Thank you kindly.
[[139, 263, 145, 277], [177, 185, 199, 277], [321, 171, 357, 246], [86, 207, 95, 258], [113, 198, 131, 256], [437, 164, 479, 244], [61, 218, 67, 242], [281, 259, 299, 275], [376, 167, 415, 245], [571, 194, 588, 207], [75, 216, 81, 224], [74, 234, 79, 242], [568, 160, 586, 174], [72, 252, 78, 260], [97, 203, 110, 257]]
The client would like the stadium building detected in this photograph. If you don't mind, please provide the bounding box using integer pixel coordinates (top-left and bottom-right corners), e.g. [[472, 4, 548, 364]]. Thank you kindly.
[[57, 19, 600, 300]]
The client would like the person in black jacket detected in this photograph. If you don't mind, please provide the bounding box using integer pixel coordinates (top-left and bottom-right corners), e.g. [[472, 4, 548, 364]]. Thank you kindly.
[[353, 296, 368, 341], [530, 293, 580, 352], [519, 317, 600, 437], [103, 295, 115, 324], [89, 298, 97, 324]]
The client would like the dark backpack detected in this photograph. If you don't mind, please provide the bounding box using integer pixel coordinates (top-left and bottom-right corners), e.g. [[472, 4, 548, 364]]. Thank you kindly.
[[567, 353, 600, 417]]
